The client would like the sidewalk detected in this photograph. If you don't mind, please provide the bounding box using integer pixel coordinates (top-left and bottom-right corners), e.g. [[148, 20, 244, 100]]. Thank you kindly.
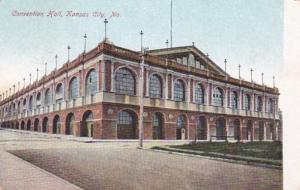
[[0, 151, 82, 190]]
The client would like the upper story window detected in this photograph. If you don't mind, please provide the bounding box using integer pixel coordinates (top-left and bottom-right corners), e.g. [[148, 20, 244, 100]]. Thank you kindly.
[[17, 101, 20, 113], [115, 68, 135, 95], [244, 94, 251, 110], [195, 83, 204, 104], [174, 79, 185, 101], [23, 99, 27, 109], [268, 98, 274, 113], [69, 77, 79, 99], [36, 92, 41, 102], [149, 74, 163, 98], [213, 87, 224, 106], [231, 91, 238, 109], [255, 96, 263, 112], [56, 83, 64, 103], [44, 88, 51, 105], [56, 83, 63, 96], [28, 96, 33, 110], [85, 69, 98, 95]]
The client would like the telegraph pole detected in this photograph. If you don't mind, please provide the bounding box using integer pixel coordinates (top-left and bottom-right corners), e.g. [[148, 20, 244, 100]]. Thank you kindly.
[[138, 30, 145, 148]]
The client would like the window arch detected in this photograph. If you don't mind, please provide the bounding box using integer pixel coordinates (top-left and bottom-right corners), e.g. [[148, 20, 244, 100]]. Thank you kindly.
[[244, 94, 251, 110], [256, 96, 263, 112], [174, 79, 185, 101], [149, 74, 163, 98], [231, 91, 238, 109], [44, 88, 51, 105], [213, 87, 223, 106], [195, 83, 204, 104], [85, 69, 98, 95], [69, 77, 79, 99], [115, 68, 135, 95], [268, 98, 274, 113]]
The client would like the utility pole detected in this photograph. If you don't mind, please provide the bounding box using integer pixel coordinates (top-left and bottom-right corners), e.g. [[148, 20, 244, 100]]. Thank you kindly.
[[138, 30, 145, 148]]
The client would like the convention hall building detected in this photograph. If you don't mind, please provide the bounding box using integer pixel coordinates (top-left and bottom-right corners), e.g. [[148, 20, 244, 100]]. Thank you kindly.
[[0, 40, 281, 141]]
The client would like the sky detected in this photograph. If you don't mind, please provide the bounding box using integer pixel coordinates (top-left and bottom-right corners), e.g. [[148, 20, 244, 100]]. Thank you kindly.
[[0, 0, 283, 96]]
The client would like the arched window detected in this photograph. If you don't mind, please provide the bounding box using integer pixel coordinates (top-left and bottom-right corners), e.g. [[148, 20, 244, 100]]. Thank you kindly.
[[195, 83, 204, 104], [268, 98, 274, 113], [28, 96, 33, 110], [256, 96, 263, 112], [23, 99, 27, 109], [149, 74, 163, 98], [213, 87, 223, 106], [117, 110, 136, 139], [44, 88, 51, 105], [69, 77, 79, 99], [197, 116, 207, 140], [115, 68, 135, 95], [231, 91, 238, 109], [244, 94, 251, 110], [56, 83, 63, 95], [55, 83, 63, 103], [176, 115, 185, 129], [174, 80, 185, 101], [118, 111, 133, 125], [17, 101, 20, 113], [85, 69, 98, 95]]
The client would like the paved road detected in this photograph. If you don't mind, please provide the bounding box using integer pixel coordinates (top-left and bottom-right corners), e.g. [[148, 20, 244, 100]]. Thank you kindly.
[[0, 129, 282, 190], [10, 148, 282, 190]]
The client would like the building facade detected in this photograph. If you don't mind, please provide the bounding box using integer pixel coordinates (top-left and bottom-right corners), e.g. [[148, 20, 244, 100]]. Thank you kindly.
[[0, 40, 281, 141]]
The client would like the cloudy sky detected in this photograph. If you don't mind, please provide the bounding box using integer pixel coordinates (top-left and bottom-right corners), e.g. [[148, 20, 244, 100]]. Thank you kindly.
[[0, 0, 282, 96]]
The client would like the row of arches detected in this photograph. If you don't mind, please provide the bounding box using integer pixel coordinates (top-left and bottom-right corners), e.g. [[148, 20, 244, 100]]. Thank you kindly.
[[17, 111, 94, 137], [1, 66, 276, 119], [2, 109, 273, 141]]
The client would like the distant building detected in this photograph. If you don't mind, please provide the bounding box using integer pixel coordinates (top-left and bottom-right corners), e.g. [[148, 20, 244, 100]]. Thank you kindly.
[[0, 40, 281, 141]]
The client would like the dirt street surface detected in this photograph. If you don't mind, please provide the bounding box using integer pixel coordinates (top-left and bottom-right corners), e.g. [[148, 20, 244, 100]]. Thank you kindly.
[[1, 129, 282, 190]]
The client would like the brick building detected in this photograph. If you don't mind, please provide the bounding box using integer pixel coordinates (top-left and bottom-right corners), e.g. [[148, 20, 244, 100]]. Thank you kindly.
[[0, 40, 281, 141]]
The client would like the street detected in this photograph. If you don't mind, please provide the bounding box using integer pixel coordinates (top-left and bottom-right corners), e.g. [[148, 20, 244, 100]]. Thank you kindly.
[[0, 129, 282, 190]]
